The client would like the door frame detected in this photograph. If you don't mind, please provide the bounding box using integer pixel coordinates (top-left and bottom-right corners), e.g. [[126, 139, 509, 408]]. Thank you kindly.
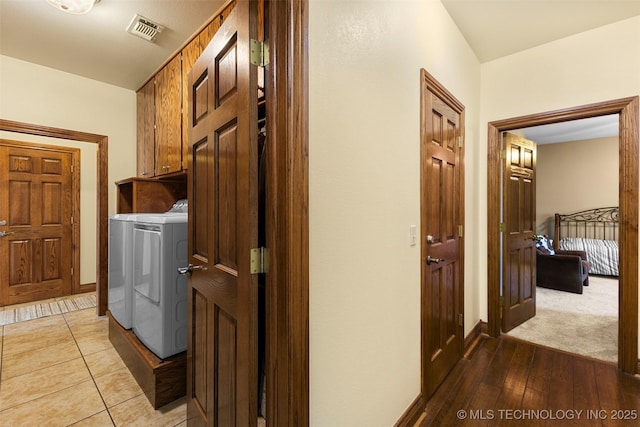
[[0, 138, 84, 300], [265, 0, 310, 423], [487, 96, 639, 374], [0, 120, 108, 310]]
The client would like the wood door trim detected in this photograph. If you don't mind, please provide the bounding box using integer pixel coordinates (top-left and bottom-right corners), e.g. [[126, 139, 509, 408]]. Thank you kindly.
[[265, 0, 310, 424], [486, 97, 639, 374], [0, 139, 84, 297], [0, 119, 108, 315]]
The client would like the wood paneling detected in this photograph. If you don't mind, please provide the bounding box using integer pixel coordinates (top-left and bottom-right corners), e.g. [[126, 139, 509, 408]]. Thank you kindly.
[[487, 97, 639, 374]]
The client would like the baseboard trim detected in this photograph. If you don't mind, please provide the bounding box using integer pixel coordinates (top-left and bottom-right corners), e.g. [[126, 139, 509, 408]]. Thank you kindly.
[[464, 320, 488, 358], [395, 320, 490, 426], [394, 394, 425, 427]]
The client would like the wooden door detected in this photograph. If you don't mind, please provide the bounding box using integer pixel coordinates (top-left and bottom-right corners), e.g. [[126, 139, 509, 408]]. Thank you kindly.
[[420, 70, 465, 399], [502, 132, 536, 332], [155, 54, 183, 176], [186, 2, 258, 425], [136, 79, 155, 177], [0, 144, 73, 306]]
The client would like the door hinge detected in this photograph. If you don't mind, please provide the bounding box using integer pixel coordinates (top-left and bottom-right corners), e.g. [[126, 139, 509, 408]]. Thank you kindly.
[[71, 267, 74, 277], [250, 247, 269, 274], [458, 136, 463, 148], [71, 216, 74, 225], [499, 223, 505, 232], [458, 224, 464, 238], [500, 296, 505, 306], [458, 313, 463, 327], [250, 39, 269, 67], [500, 149, 507, 159]]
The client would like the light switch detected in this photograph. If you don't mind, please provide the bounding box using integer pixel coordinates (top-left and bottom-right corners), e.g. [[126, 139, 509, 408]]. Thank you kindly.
[[409, 225, 417, 246]]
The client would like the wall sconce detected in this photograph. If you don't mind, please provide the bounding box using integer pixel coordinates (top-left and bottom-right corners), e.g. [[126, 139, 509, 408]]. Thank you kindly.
[[46, 0, 100, 15]]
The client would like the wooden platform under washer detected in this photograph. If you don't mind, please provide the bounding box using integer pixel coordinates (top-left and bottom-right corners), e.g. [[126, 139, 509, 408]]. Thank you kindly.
[[107, 311, 186, 409]]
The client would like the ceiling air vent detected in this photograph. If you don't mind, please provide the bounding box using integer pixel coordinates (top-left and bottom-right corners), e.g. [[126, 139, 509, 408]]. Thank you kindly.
[[126, 14, 164, 42]]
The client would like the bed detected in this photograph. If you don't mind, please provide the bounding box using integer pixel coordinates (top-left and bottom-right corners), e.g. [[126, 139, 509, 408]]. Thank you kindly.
[[553, 207, 619, 276]]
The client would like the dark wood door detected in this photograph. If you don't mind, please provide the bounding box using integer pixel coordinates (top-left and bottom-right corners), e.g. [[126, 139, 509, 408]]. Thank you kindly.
[[502, 132, 536, 332], [0, 143, 73, 306], [186, 2, 258, 425], [420, 70, 465, 398]]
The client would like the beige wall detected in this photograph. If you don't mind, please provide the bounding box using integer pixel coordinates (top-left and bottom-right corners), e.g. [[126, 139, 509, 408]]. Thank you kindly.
[[0, 55, 137, 285], [309, 1, 480, 425], [536, 136, 618, 238]]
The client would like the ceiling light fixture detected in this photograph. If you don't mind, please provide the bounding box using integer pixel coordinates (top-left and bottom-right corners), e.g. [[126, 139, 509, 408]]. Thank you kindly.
[[46, 0, 100, 15]]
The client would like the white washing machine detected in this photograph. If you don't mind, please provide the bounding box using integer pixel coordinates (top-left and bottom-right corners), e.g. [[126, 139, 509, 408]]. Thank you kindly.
[[108, 213, 148, 329], [132, 212, 188, 359]]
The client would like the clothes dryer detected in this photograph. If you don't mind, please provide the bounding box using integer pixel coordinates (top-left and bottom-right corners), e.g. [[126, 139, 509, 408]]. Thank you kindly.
[[108, 213, 146, 329], [132, 213, 188, 359]]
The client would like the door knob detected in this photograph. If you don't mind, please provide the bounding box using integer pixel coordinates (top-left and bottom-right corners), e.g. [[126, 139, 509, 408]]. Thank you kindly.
[[0, 220, 6, 226], [426, 256, 442, 265], [177, 264, 207, 275], [426, 235, 434, 244], [0, 231, 14, 237]]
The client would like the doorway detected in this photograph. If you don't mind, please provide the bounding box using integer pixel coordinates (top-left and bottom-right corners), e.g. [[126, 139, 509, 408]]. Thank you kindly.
[[487, 97, 639, 374], [0, 139, 82, 305]]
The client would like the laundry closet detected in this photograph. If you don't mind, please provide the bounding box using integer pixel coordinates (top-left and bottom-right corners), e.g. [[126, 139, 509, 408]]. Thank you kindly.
[[107, 0, 268, 422]]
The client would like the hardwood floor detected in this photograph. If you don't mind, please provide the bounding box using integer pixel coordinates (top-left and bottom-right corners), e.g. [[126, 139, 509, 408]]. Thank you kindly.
[[419, 336, 640, 426]]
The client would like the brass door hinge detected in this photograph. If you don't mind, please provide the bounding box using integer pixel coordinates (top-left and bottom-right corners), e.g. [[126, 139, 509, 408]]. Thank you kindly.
[[499, 223, 505, 232], [250, 39, 269, 67], [500, 149, 507, 159], [250, 247, 269, 274], [458, 313, 463, 327], [458, 224, 464, 238]]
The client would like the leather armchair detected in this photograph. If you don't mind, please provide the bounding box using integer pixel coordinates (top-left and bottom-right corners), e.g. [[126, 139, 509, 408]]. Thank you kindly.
[[536, 249, 591, 294]]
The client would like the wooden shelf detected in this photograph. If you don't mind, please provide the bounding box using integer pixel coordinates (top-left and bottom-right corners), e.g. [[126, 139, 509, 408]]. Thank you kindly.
[[107, 311, 186, 409], [115, 175, 187, 214]]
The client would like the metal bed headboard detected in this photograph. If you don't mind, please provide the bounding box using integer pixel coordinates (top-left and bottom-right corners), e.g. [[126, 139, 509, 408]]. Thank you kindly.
[[553, 206, 619, 250]]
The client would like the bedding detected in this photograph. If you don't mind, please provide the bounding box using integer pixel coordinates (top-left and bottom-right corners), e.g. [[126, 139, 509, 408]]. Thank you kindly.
[[558, 237, 619, 276]]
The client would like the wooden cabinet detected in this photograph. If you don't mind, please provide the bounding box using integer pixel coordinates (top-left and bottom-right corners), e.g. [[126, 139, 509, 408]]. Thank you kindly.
[[136, 80, 155, 177], [115, 177, 187, 214], [155, 55, 182, 176]]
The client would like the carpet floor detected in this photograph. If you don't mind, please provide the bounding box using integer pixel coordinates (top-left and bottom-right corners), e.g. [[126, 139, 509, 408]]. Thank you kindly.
[[507, 275, 618, 363]]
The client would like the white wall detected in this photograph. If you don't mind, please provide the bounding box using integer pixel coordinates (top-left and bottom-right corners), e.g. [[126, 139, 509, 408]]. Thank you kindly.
[[0, 55, 137, 284], [479, 17, 640, 351], [309, 1, 480, 425]]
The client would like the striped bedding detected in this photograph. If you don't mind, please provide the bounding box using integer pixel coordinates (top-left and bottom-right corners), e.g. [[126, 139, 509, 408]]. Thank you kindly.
[[558, 237, 619, 276]]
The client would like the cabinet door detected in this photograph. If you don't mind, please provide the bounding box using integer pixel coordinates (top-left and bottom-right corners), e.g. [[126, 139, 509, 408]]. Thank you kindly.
[[136, 80, 155, 177], [181, 37, 201, 169], [155, 55, 182, 176]]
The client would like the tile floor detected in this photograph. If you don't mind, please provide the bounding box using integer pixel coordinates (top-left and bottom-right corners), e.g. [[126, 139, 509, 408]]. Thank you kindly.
[[0, 295, 186, 426]]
